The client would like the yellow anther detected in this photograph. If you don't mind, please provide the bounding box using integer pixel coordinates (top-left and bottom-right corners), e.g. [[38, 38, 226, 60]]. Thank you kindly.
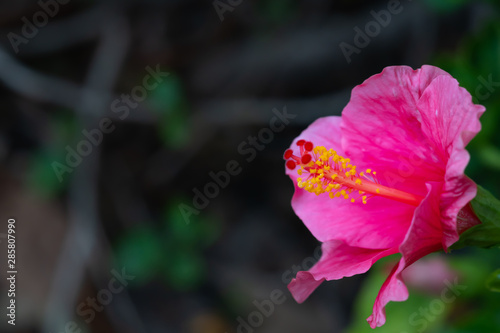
[[292, 144, 384, 205]]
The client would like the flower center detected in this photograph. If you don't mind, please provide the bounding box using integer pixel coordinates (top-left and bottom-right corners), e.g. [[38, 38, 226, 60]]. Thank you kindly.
[[284, 140, 424, 206]]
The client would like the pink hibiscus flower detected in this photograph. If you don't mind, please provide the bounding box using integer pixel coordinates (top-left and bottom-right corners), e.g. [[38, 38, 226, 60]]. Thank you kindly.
[[283, 65, 484, 328]]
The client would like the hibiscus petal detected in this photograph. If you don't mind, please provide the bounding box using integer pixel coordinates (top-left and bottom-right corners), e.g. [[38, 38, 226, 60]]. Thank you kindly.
[[368, 183, 444, 328], [341, 65, 454, 195], [288, 240, 397, 303], [417, 75, 484, 249], [286, 116, 414, 248]]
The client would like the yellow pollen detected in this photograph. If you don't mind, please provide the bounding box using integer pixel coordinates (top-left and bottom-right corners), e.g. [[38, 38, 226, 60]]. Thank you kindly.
[[291, 144, 423, 206]]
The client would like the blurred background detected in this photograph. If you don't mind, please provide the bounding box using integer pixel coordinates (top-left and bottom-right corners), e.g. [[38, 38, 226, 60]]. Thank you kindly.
[[0, 0, 500, 332]]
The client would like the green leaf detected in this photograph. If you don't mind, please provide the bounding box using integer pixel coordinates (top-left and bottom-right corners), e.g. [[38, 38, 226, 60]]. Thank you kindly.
[[27, 150, 68, 197], [479, 145, 500, 170], [114, 226, 164, 284], [163, 200, 221, 248], [451, 185, 500, 249], [27, 111, 77, 197], [164, 202, 200, 245], [148, 73, 190, 149], [162, 250, 205, 291], [158, 111, 189, 149], [485, 269, 500, 292]]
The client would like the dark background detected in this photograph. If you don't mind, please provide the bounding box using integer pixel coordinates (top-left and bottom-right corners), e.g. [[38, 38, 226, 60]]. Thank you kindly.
[[0, 0, 500, 332]]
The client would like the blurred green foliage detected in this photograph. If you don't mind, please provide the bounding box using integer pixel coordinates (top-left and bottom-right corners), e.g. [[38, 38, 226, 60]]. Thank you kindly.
[[485, 269, 500, 292], [452, 185, 500, 249], [423, 0, 469, 12], [433, 16, 500, 197], [257, 0, 297, 26], [114, 199, 221, 291], [148, 73, 190, 149], [27, 110, 76, 197], [347, 250, 500, 333]]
